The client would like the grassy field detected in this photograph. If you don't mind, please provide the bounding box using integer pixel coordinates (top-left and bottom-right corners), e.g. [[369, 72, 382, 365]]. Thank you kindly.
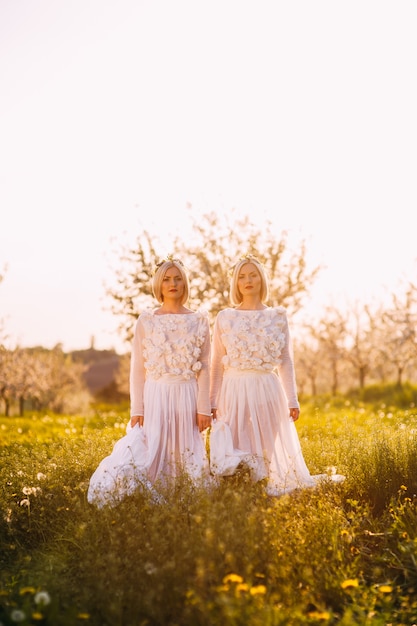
[[1, 399, 417, 625]]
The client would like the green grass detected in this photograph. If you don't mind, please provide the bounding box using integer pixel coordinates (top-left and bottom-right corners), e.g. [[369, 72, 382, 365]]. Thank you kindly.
[[1, 402, 417, 625]]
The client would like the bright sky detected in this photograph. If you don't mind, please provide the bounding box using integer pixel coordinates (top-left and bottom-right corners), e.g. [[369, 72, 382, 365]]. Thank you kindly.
[[1, 0, 416, 354]]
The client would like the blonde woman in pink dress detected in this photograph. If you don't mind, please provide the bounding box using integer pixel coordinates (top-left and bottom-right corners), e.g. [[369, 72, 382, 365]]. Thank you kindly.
[[88, 258, 212, 507], [209, 255, 343, 496]]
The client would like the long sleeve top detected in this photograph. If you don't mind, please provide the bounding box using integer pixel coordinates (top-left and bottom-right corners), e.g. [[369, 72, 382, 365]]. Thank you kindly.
[[209, 307, 300, 409], [130, 309, 211, 417]]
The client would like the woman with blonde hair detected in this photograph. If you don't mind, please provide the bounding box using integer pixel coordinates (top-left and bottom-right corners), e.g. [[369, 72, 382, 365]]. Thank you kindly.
[[210, 254, 344, 495], [88, 257, 212, 507]]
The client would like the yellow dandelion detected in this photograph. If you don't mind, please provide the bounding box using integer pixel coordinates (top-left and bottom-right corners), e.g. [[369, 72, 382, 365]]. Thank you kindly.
[[341, 578, 359, 589], [378, 585, 393, 594], [77, 613, 91, 619], [31, 612, 44, 621], [223, 573, 244, 584], [307, 611, 331, 620], [19, 586, 36, 595], [236, 583, 249, 593], [250, 585, 267, 596], [400, 485, 407, 491]]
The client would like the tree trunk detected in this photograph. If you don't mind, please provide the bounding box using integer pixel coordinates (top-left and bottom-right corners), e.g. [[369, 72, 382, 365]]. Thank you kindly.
[[331, 362, 338, 396], [359, 366, 366, 390], [396, 367, 403, 388], [309, 376, 317, 396]]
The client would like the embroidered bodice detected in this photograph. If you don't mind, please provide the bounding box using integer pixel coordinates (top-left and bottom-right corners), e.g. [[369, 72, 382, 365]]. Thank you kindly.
[[217, 307, 287, 371], [139, 309, 208, 379], [130, 309, 211, 416], [210, 307, 299, 408]]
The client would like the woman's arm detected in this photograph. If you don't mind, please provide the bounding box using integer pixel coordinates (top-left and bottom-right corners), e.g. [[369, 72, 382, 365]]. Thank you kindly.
[[129, 317, 146, 425], [209, 314, 226, 412], [277, 312, 300, 411], [196, 314, 212, 420]]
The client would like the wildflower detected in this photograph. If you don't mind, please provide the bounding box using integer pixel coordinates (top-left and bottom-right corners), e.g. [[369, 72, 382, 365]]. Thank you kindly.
[[22, 486, 41, 496], [378, 585, 393, 594], [19, 498, 30, 507], [144, 562, 157, 576], [400, 485, 407, 491], [10, 610, 26, 622], [19, 586, 36, 595], [32, 612, 44, 621], [34, 590, 51, 606], [341, 578, 359, 589], [250, 585, 267, 595], [236, 583, 249, 593], [77, 613, 90, 619], [36, 472, 46, 481], [223, 573, 244, 584], [308, 611, 331, 620]]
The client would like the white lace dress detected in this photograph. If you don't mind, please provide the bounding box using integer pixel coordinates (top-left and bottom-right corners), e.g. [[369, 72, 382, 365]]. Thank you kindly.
[[210, 307, 344, 495], [88, 309, 212, 507]]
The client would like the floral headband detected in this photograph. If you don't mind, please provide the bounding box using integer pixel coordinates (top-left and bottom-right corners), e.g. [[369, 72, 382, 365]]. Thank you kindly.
[[154, 254, 184, 274], [228, 253, 263, 277]]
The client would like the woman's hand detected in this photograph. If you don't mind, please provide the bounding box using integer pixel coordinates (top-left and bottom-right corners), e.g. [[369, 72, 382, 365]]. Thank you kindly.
[[289, 408, 300, 422], [196, 413, 212, 432], [131, 415, 144, 428]]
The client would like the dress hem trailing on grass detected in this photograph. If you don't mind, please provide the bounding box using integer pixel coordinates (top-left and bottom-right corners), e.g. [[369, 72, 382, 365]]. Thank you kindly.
[[87, 425, 166, 508], [209, 418, 345, 497]]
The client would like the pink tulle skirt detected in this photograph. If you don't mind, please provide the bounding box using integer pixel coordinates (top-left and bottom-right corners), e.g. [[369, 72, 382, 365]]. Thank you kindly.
[[88, 377, 210, 507], [210, 369, 344, 495]]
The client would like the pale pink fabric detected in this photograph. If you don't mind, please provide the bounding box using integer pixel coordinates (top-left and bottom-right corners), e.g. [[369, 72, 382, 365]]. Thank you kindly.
[[210, 308, 344, 495], [87, 310, 211, 507]]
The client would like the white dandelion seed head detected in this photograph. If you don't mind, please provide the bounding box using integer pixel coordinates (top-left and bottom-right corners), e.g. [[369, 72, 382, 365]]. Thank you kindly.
[[10, 609, 26, 622], [34, 590, 51, 606]]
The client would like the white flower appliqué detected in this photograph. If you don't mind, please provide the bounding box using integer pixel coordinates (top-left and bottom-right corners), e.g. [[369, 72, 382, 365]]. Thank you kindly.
[[220, 308, 287, 372], [141, 310, 208, 380]]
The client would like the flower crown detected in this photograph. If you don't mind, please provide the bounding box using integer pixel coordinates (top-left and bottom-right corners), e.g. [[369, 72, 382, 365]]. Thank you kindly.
[[228, 253, 263, 277], [154, 254, 184, 274]]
